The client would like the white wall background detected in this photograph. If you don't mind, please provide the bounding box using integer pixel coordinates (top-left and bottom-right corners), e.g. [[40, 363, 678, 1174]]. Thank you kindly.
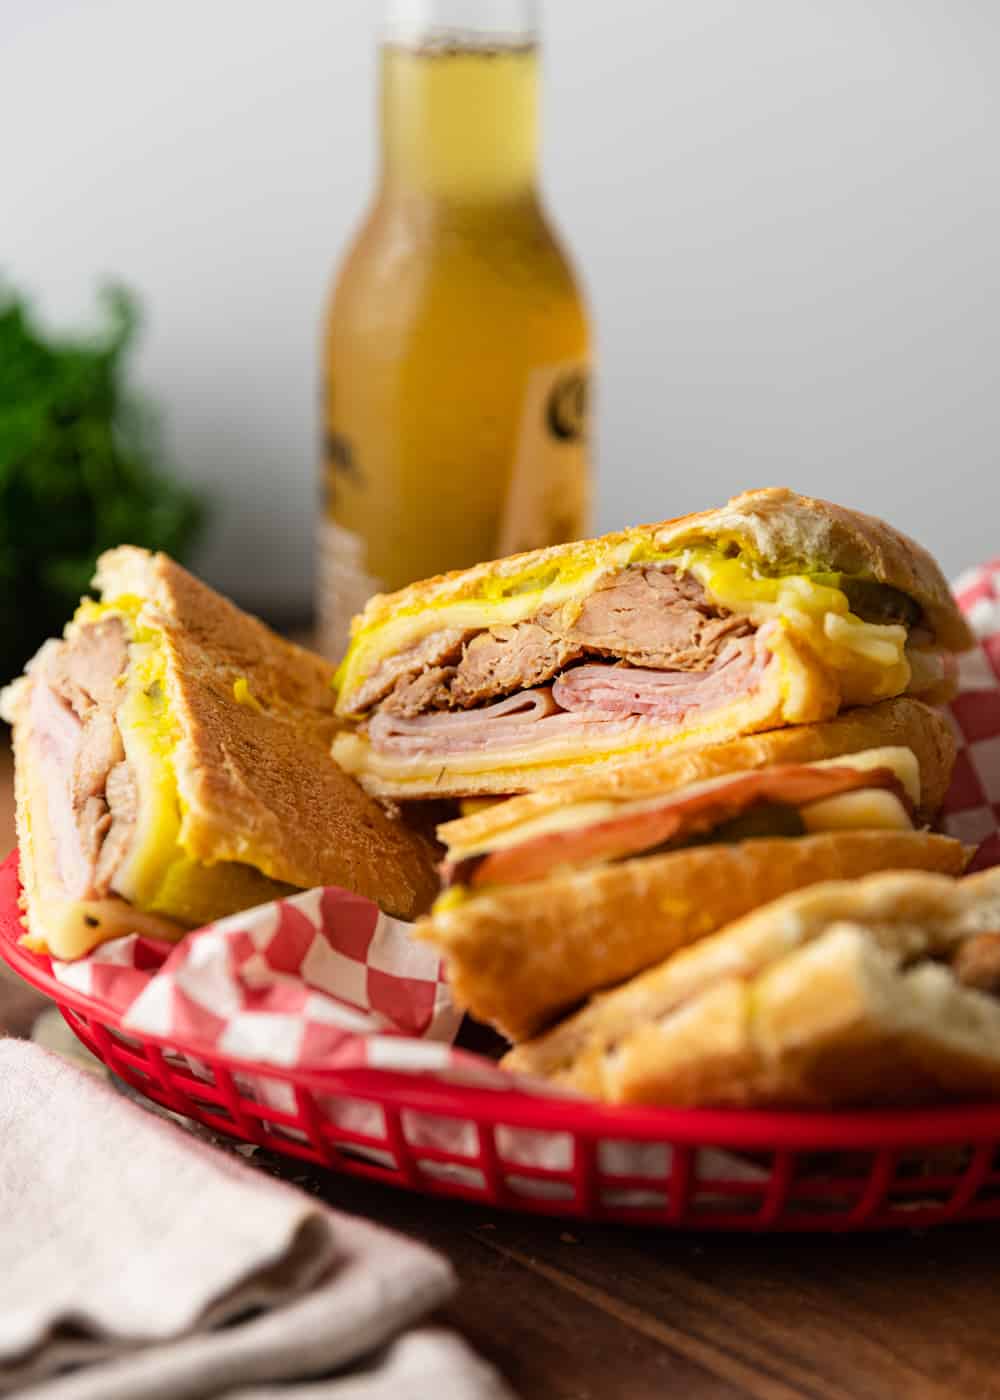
[[3, 0, 997, 618]]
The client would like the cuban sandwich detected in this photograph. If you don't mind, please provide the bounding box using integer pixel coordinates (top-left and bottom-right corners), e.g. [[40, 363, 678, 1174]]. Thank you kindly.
[[332, 488, 972, 798], [1, 548, 439, 960]]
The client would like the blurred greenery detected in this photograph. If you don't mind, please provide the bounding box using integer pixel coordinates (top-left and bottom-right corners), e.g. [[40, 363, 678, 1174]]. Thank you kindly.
[[0, 284, 205, 681]]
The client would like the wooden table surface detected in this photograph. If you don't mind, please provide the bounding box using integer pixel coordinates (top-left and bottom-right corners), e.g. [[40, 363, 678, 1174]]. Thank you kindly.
[[3, 744, 1000, 1399]]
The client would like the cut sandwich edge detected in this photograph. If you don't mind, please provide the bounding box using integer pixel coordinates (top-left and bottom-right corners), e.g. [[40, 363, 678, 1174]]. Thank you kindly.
[[422, 830, 969, 1042]]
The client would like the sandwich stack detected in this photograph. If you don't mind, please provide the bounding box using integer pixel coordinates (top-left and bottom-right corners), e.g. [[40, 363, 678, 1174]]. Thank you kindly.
[[333, 487, 995, 1107], [4, 487, 998, 1115]]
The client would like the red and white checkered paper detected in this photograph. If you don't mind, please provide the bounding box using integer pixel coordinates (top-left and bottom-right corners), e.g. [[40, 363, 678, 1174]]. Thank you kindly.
[[50, 561, 1000, 1097], [49, 886, 500, 1080], [940, 560, 1000, 870]]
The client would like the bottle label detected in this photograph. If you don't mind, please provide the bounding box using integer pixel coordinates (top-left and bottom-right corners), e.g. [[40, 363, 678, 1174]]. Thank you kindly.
[[498, 360, 592, 557], [316, 517, 385, 662]]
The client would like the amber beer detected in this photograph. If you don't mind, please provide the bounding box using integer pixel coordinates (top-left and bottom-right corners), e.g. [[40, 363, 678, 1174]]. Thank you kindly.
[[319, 0, 591, 658]]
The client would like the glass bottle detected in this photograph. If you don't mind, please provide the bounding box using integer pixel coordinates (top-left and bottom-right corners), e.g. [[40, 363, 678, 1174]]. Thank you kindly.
[[318, 0, 592, 658]]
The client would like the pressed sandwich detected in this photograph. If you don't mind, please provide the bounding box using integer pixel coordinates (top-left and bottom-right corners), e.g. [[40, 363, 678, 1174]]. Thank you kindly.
[[332, 488, 972, 798], [503, 867, 1000, 1108], [418, 699, 966, 1040], [1, 548, 439, 960]]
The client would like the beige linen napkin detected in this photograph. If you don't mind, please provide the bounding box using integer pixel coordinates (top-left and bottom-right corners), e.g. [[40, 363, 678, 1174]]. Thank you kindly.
[[0, 1039, 513, 1399]]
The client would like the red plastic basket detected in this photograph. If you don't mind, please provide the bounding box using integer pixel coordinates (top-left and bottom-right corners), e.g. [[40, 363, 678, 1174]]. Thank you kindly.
[[5, 851, 1000, 1231]]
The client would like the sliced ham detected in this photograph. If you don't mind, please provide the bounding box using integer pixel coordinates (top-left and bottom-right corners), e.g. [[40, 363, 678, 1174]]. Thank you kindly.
[[367, 688, 595, 758], [30, 677, 94, 900], [552, 635, 766, 722], [374, 688, 561, 733], [367, 633, 774, 761], [449, 764, 908, 888], [29, 617, 136, 902]]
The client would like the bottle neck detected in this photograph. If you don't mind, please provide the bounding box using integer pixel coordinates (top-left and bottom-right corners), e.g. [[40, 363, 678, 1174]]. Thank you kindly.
[[379, 0, 541, 203]]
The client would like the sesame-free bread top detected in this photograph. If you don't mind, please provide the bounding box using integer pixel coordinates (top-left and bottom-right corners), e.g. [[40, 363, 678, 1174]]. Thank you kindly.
[[654, 488, 972, 654], [94, 547, 439, 920]]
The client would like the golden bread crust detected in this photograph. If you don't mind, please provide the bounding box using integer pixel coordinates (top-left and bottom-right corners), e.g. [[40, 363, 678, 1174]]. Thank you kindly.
[[439, 697, 956, 848], [504, 867, 1000, 1106], [418, 830, 968, 1041], [342, 527, 641, 641], [93, 548, 439, 920], [653, 487, 973, 652]]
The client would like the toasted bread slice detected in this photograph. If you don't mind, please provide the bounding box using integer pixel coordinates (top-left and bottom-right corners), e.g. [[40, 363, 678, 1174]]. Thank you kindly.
[[92, 549, 438, 911], [505, 868, 1000, 1108]]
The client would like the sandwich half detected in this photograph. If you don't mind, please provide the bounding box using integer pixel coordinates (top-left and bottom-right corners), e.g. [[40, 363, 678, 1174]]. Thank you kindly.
[[332, 488, 972, 798], [1, 548, 439, 960], [503, 867, 1000, 1108], [418, 700, 965, 1040]]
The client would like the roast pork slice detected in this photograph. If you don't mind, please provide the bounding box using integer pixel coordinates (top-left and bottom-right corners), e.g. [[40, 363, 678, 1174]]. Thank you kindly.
[[371, 564, 758, 718]]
